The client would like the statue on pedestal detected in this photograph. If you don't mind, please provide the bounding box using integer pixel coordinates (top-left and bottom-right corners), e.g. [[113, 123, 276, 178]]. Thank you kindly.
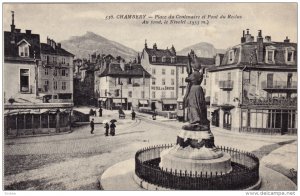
[[183, 50, 210, 131]]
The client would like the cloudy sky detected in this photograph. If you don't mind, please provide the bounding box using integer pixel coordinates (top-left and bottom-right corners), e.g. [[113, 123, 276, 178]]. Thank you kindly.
[[3, 3, 297, 51]]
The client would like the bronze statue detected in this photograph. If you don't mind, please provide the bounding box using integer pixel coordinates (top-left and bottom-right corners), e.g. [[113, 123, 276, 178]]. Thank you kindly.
[[183, 50, 210, 131]]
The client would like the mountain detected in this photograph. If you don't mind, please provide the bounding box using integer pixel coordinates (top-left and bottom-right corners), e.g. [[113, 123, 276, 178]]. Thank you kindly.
[[60, 31, 138, 60], [178, 42, 225, 58]]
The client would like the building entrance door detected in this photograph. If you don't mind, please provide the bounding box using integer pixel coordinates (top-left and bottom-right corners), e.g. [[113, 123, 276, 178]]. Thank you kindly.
[[212, 110, 219, 127], [223, 111, 231, 130], [281, 111, 288, 135]]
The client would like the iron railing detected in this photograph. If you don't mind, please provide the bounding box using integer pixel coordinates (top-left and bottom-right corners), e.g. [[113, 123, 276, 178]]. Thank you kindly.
[[261, 81, 297, 89], [135, 144, 259, 190], [219, 80, 233, 90], [242, 97, 297, 107]]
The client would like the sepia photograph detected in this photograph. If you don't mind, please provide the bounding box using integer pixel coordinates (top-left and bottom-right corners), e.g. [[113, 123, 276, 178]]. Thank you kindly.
[[1, 1, 298, 193]]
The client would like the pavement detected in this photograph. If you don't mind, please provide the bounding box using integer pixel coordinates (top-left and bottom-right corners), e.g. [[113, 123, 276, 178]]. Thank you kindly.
[[3, 109, 298, 190]]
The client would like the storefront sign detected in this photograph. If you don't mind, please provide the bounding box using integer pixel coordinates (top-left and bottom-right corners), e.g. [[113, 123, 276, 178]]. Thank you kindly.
[[151, 86, 175, 90]]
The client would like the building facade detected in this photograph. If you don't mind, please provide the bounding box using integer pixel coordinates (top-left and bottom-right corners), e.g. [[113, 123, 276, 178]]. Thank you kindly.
[[97, 62, 151, 110], [3, 12, 73, 138], [39, 38, 74, 103], [208, 29, 297, 134], [140, 42, 214, 112]]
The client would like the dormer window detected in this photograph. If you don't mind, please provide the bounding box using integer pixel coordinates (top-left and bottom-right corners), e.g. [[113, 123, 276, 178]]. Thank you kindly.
[[152, 56, 157, 62], [17, 39, 31, 57], [265, 46, 276, 64], [228, 50, 235, 63], [171, 57, 176, 63], [162, 56, 166, 63], [285, 47, 295, 63]]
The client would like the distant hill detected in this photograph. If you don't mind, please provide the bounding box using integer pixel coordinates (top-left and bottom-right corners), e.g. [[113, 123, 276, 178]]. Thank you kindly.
[[178, 42, 225, 58], [60, 31, 138, 61]]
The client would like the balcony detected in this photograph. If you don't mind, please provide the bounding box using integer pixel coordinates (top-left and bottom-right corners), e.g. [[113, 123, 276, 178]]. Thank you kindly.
[[261, 81, 297, 93], [242, 97, 297, 108], [219, 80, 233, 90]]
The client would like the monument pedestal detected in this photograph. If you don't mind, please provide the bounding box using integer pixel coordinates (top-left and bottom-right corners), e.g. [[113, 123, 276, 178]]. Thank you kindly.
[[160, 129, 232, 175]]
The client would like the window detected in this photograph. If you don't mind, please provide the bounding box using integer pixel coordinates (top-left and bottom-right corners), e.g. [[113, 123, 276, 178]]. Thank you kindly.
[[128, 78, 132, 84], [265, 49, 275, 64], [54, 81, 57, 90], [152, 56, 156, 62], [162, 56, 166, 62], [53, 57, 57, 63], [181, 66, 184, 74], [118, 78, 122, 85], [141, 91, 145, 99], [18, 42, 29, 57], [152, 91, 156, 99], [53, 69, 57, 76], [171, 79, 174, 85], [229, 50, 235, 63], [162, 78, 166, 85], [44, 80, 49, 86], [286, 48, 295, 63], [20, 69, 29, 92], [61, 69, 66, 76], [44, 80, 49, 92], [62, 58, 65, 64], [267, 51, 273, 62], [152, 78, 156, 85], [161, 91, 166, 98], [62, 81, 66, 90], [171, 69, 175, 75], [171, 57, 176, 63], [45, 68, 49, 75], [162, 69, 166, 75], [128, 91, 132, 98], [152, 68, 156, 75]]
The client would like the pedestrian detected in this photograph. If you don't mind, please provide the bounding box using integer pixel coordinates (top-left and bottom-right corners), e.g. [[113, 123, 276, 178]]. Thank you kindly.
[[110, 121, 116, 136], [89, 108, 94, 116], [131, 110, 136, 120], [104, 122, 109, 136], [90, 118, 94, 134], [94, 109, 97, 116], [99, 107, 103, 117]]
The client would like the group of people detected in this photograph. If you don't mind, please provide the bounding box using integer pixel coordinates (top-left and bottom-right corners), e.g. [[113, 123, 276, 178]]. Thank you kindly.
[[90, 118, 117, 136], [89, 107, 103, 117]]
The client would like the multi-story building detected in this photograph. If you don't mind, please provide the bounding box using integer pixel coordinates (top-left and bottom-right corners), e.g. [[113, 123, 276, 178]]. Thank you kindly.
[[97, 62, 151, 110], [140, 42, 214, 112], [208, 29, 297, 135], [4, 12, 73, 137], [39, 38, 74, 103]]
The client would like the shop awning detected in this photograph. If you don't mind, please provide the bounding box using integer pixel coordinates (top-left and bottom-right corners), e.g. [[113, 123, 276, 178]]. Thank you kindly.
[[139, 100, 149, 105], [113, 99, 125, 103], [162, 99, 177, 105], [98, 98, 107, 101]]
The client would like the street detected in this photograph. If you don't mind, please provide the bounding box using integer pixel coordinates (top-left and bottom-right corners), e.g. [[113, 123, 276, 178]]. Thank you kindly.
[[4, 111, 297, 190]]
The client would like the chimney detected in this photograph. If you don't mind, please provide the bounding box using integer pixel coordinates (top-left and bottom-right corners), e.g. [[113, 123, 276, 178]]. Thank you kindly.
[[15, 29, 21, 33], [137, 53, 141, 64], [245, 29, 254, 42], [257, 30, 264, 63], [241, 30, 246, 43], [153, 43, 157, 50], [284, 36, 290, 43], [52, 39, 56, 50], [25, 30, 31, 34], [144, 39, 148, 49], [264, 36, 271, 42], [47, 37, 51, 45], [11, 11, 15, 33]]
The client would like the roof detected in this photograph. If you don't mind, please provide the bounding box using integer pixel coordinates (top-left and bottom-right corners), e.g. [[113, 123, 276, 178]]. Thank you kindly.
[[219, 41, 297, 67], [4, 31, 41, 61], [99, 63, 151, 77], [41, 43, 74, 57]]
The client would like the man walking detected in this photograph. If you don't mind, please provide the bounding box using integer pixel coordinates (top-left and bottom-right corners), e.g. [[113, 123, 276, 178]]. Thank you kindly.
[[131, 110, 136, 120], [90, 118, 95, 134], [99, 107, 103, 117]]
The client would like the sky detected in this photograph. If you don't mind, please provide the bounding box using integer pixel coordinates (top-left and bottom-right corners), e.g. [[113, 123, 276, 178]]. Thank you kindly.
[[2, 3, 297, 52]]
